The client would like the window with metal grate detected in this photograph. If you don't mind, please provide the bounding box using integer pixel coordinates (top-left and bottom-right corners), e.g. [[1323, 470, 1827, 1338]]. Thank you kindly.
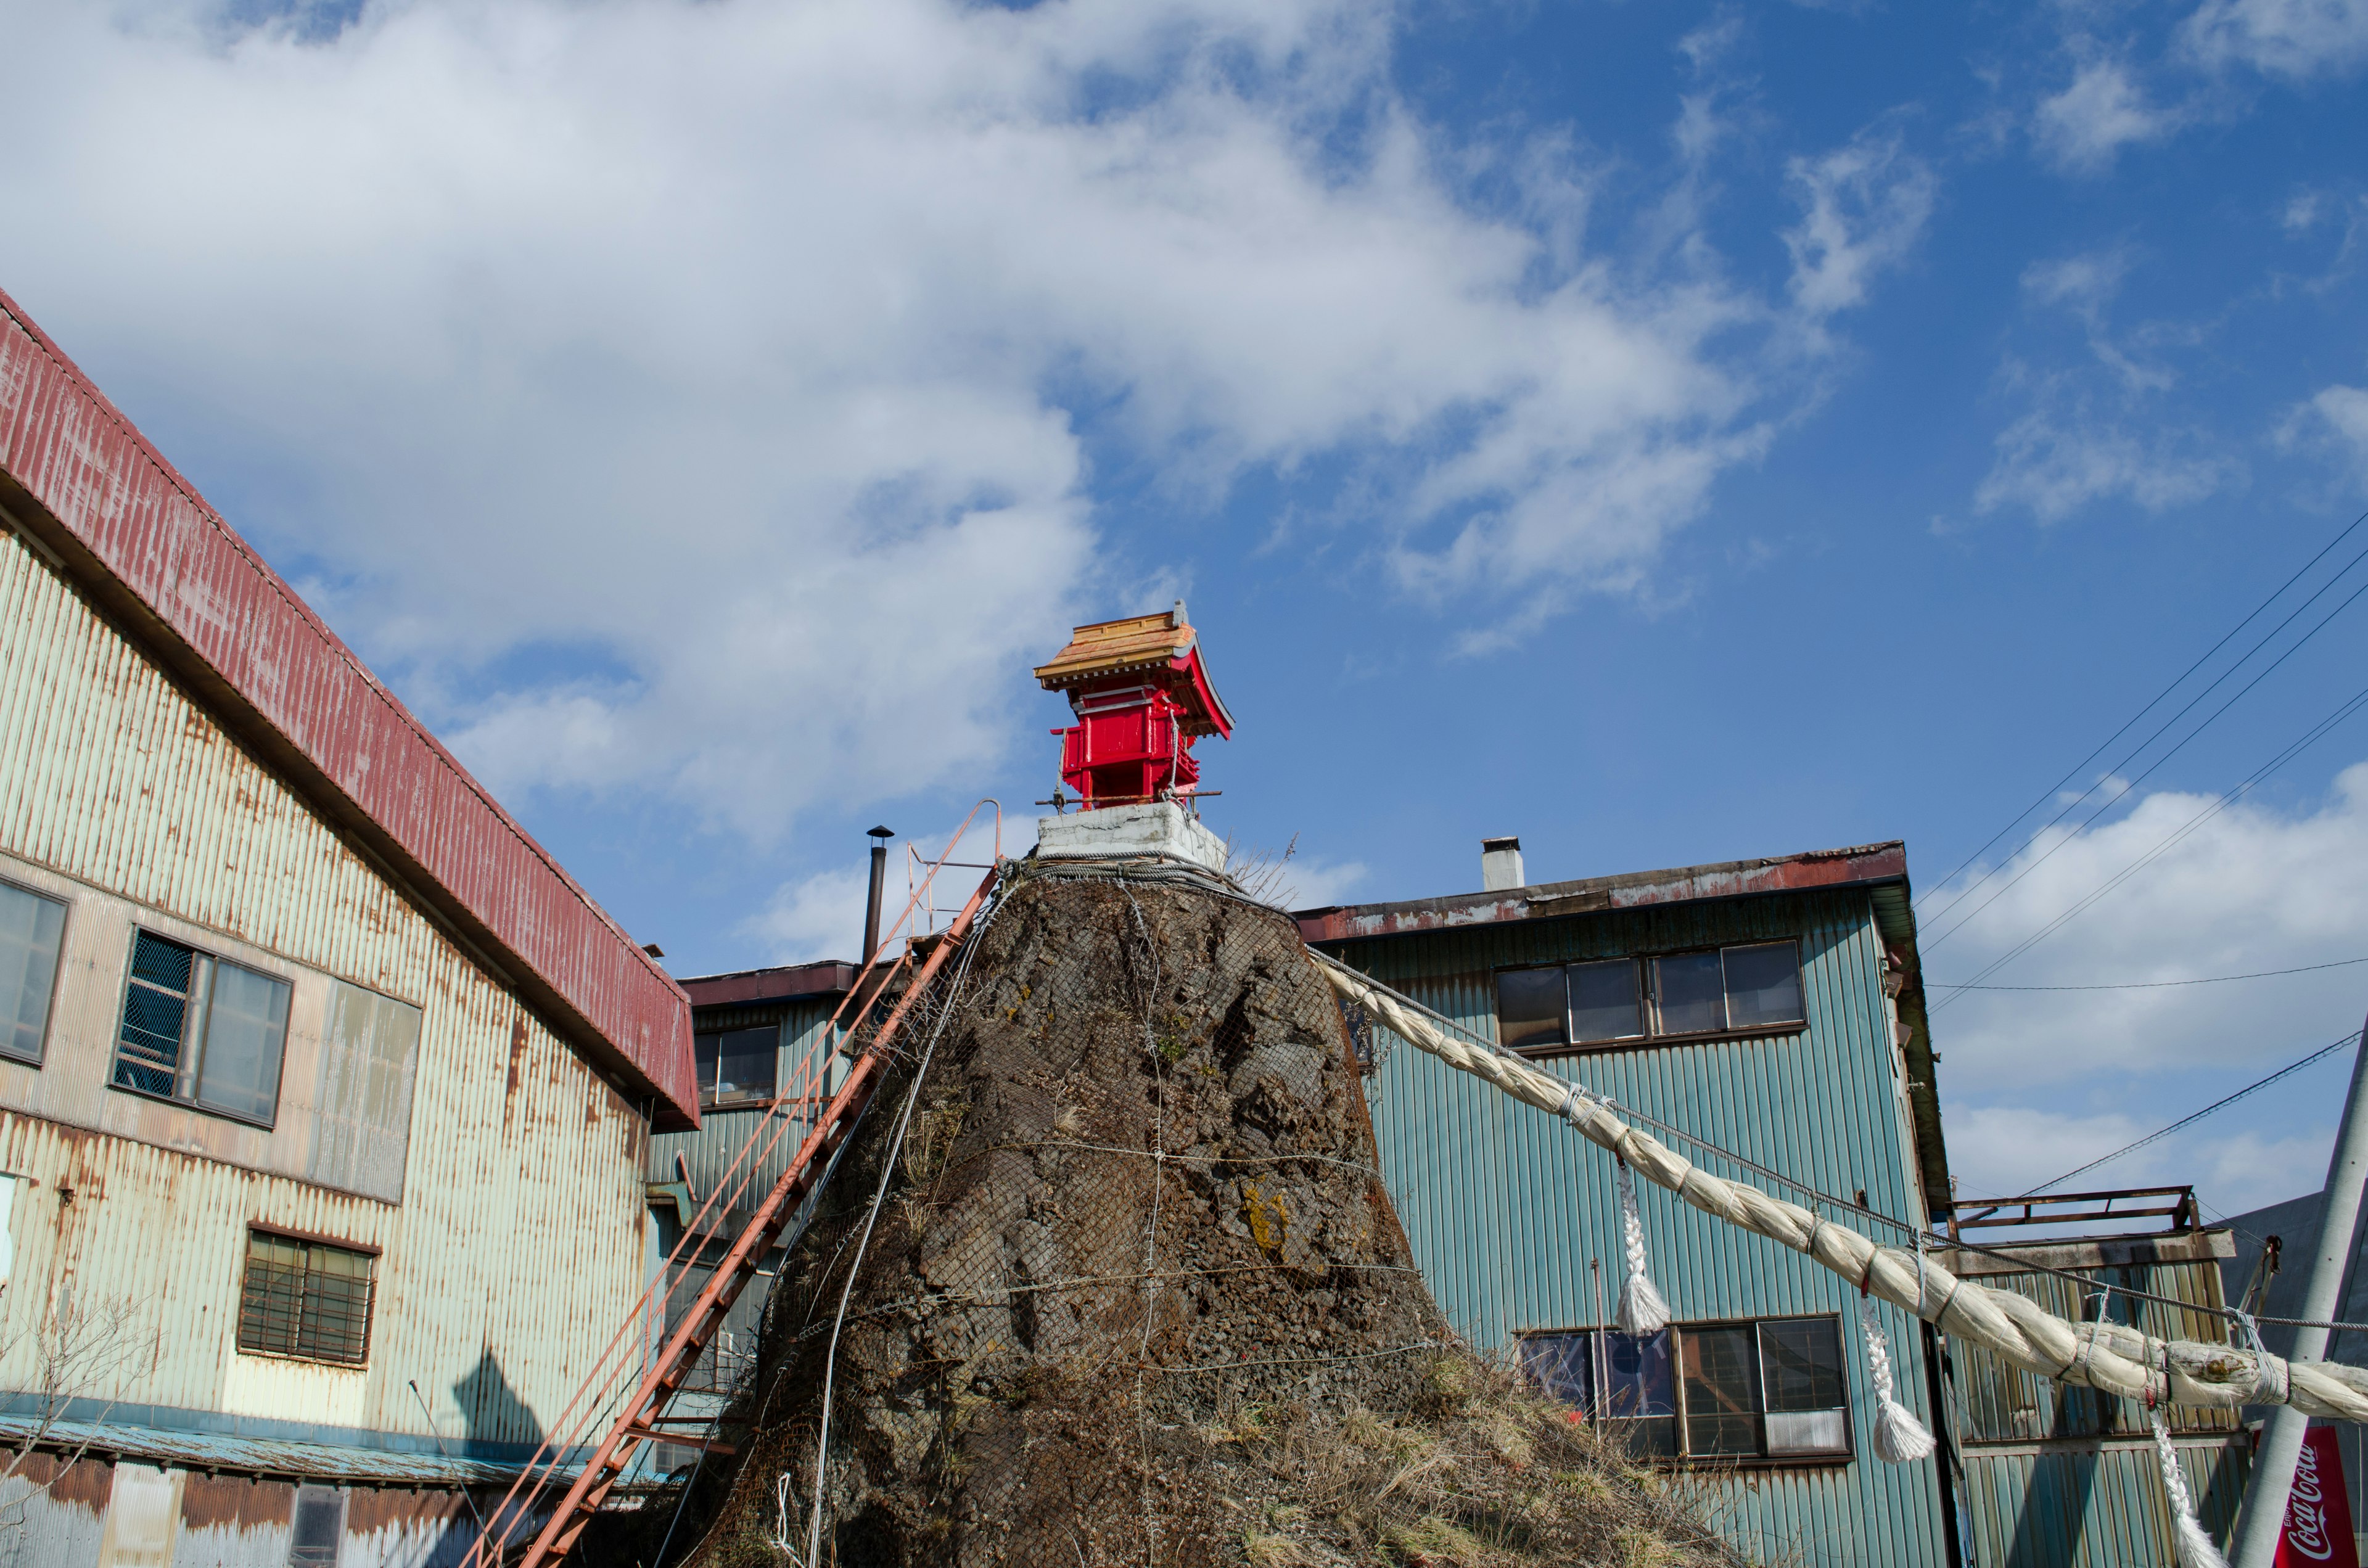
[[113, 930, 292, 1124], [239, 1231, 376, 1366]]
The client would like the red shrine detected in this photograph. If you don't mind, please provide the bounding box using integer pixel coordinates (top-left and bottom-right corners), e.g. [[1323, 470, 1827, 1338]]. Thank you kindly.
[[1034, 602, 1234, 808]]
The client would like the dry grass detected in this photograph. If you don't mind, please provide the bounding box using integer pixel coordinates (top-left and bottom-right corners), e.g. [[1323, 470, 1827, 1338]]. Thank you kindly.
[[1190, 1351, 1740, 1567]]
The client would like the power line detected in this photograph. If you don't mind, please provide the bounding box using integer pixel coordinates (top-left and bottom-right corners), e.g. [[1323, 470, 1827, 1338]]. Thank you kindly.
[[1930, 675, 2368, 1006], [1923, 560, 2368, 954], [1917, 505, 2368, 929], [1930, 956, 2368, 992], [2021, 1028, 2364, 1196]]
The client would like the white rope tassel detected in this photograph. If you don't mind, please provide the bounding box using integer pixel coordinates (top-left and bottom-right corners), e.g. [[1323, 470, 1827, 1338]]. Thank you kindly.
[[1614, 1157, 1671, 1335], [2149, 1403, 2229, 1568], [1857, 1293, 1936, 1463]]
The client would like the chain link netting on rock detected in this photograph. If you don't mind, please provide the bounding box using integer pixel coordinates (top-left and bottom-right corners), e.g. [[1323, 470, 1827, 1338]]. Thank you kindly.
[[635, 871, 1735, 1568]]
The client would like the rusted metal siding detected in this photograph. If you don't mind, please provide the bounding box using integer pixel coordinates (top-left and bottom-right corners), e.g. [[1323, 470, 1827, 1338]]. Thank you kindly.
[[0, 524, 651, 1463], [0, 1456, 492, 1568], [1336, 886, 1951, 1567], [1296, 840, 1910, 944], [0, 287, 694, 1125]]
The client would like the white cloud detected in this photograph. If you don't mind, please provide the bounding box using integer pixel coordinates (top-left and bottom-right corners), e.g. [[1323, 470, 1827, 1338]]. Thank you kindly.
[[1924, 761, 2368, 1092], [1782, 128, 1938, 322], [2033, 54, 2179, 174], [2280, 384, 2368, 482], [1944, 1104, 2332, 1217], [0, 1, 1936, 847], [1975, 400, 2235, 521], [1922, 765, 2368, 1209], [747, 866, 871, 967], [2182, 0, 2368, 81]]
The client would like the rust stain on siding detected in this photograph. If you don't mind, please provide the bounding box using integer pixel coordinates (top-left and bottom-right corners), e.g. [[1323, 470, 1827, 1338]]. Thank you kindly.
[[345, 1485, 471, 1533], [179, 1472, 292, 1530], [503, 1012, 529, 1132], [10, 1451, 115, 1513]]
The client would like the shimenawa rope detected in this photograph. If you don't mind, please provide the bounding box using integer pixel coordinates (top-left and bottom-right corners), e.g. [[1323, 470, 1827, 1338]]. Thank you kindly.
[[1308, 951, 2368, 1426]]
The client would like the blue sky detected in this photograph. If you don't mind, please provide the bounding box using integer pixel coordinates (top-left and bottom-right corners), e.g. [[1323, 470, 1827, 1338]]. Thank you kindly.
[[4, 0, 2367, 1218]]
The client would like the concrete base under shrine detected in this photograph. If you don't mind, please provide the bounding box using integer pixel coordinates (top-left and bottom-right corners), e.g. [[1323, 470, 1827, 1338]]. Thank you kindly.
[[1034, 801, 1227, 874]]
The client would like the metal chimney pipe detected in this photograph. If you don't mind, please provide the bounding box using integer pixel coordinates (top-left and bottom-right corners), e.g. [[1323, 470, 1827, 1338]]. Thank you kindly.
[[1481, 836, 1524, 893], [863, 826, 894, 965]]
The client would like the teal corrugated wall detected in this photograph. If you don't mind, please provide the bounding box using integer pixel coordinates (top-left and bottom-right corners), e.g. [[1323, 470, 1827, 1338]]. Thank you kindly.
[[648, 996, 842, 1198], [1959, 1436, 2248, 1568], [1335, 887, 1954, 1568]]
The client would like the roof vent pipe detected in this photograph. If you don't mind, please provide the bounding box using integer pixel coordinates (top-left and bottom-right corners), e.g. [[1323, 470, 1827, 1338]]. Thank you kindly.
[[1481, 836, 1524, 893], [863, 826, 895, 964]]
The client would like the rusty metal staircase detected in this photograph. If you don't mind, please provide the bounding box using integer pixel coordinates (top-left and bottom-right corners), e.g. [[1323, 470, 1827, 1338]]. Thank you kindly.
[[461, 813, 1003, 1568]]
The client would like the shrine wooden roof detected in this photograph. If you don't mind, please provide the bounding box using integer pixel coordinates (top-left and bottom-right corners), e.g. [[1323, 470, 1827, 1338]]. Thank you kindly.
[[1034, 606, 1235, 738]]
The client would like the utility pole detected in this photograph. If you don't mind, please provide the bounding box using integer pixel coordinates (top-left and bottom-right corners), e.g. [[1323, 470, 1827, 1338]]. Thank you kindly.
[[862, 826, 894, 966], [2230, 1012, 2368, 1567]]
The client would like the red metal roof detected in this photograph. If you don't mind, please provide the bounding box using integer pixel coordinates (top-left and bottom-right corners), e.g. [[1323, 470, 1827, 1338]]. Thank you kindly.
[[681, 962, 857, 1012], [1294, 841, 1911, 945], [0, 287, 698, 1128]]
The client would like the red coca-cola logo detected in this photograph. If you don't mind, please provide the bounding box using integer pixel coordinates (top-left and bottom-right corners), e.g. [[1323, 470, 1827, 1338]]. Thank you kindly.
[[2278, 1429, 2359, 1568], [2287, 1441, 2335, 1561]]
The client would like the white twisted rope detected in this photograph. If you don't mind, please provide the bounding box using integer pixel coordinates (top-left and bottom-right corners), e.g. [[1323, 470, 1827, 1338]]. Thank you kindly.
[[1614, 1156, 1671, 1334], [2150, 1399, 2230, 1567], [1309, 954, 2368, 1422], [1856, 1292, 1936, 1463]]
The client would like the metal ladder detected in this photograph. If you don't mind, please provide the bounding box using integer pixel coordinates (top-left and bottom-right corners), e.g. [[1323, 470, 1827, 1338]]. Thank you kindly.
[[461, 824, 1001, 1568]]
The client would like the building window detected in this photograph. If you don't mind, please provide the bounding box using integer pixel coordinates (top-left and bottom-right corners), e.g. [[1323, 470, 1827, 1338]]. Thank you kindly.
[[0, 880, 67, 1065], [1494, 940, 1805, 1054], [113, 930, 292, 1125], [694, 1025, 778, 1108], [239, 1230, 376, 1366], [1517, 1315, 1849, 1463], [287, 1484, 345, 1566]]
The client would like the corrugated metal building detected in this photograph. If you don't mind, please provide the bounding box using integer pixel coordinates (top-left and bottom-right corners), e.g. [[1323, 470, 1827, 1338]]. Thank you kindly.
[[1299, 837, 2247, 1567], [0, 286, 696, 1564], [639, 962, 853, 1476], [1938, 1217, 2247, 1568]]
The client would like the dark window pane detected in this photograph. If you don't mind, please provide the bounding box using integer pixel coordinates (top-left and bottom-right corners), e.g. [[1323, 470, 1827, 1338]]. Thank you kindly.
[[1495, 968, 1566, 1051], [289, 1487, 343, 1565], [0, 882, 66, 1062], [1518, 1332, 1595, 1413], [694, 1032, 720, 1097], [1680, 1325, 1761, 1456], [1759, 1317, 1846, 1413], [1603, 1328, 1675, 1419], [195, 961, 291, 1123], [1603, 1416, 1682, 1459], [712, 1027, 776, 1104], [1653, 952, 1725, 1036], [116, 932, 193, 1096], [1724, 942, 1805, 1030], [1567, 960, 1642, 1044]]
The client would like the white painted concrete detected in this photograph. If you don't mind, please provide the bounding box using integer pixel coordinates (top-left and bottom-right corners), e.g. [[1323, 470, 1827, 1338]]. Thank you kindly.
[[1034, 802, 1228, 873]]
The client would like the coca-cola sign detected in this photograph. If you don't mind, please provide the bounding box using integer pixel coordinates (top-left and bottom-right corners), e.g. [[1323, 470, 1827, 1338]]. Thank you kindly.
[[2276, 1427, 2359, 1568]]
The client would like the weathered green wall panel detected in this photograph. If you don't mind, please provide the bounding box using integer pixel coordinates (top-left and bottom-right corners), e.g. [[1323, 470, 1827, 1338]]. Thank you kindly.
[[1331, 887, 1953, 1568]]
